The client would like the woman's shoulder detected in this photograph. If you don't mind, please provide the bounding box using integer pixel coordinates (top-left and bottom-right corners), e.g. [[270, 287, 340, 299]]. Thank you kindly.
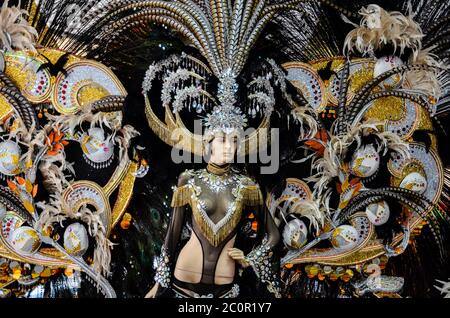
[[177, 169, 196, 186], [234, 172, 260, 188]]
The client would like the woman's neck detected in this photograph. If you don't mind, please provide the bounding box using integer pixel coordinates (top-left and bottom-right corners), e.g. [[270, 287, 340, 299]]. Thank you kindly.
[[206, 161, 231, 175]]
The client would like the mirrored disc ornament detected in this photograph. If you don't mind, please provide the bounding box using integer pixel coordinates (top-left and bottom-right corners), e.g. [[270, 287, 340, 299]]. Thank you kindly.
[[331, 225, 359, 250], [374, 55, 403, 89], [10, 226, 41, 255], [0, 140, 21, 178], [63, 223, 89, 256], [350, 144, 380, 178], [81, 127, 114, 168], [400, 172, 427, 194], [365, 201, 390, 226], [282, 219, 308, 249], [389, 143, 443, 206]]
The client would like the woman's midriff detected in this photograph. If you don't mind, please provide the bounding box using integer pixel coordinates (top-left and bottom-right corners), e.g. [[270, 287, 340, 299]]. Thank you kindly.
[[174, 230, 236, 285]]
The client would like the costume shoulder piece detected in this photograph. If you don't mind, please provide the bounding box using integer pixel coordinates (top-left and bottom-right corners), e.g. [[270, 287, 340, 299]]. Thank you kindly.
[[238, 175, 264, 207], [170, 169, 263, 208], [170, 169, 196, 208]]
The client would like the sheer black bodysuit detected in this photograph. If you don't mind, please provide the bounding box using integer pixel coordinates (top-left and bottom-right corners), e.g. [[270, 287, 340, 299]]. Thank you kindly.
[[159, 163, 280, 297]]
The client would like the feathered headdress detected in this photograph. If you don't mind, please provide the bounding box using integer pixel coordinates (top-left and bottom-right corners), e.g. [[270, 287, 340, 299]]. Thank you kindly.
[[89, 0, 321, 155]]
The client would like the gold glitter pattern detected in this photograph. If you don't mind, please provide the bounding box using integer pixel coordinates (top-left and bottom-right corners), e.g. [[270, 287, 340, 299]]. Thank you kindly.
[[103, 160, 131, 197], [0, 95, 13, 121], [111, 162, 138, 229], [76, 82, 109, 110], [4, 51, 53, 103], [349, 67, 374, 95], [364, 96, 405, 122], [37, 48, 81, 67], [310, 57, 345, 73], [4, 56, 37, 93], [415, 106, 437, 149]]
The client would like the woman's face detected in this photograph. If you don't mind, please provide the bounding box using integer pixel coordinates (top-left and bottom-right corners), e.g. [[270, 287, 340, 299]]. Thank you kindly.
[[209, 132, 238, 165]]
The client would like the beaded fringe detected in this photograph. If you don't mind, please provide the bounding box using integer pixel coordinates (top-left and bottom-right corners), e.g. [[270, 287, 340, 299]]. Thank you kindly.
[[170, 185, 191, 207], [243, 185, 264, 206], [169, 183, 264, 246], [192, 204, 242, 247]]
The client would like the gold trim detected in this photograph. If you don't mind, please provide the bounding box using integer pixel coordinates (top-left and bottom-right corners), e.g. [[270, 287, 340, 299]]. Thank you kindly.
[[170, 184, 192, 208], [206, 162, 230, 175], [0, 276, 15, 289], [266, 178, 312, 209], [0, 232, 73, 268], [4, 50, 52, 104], [374, 292, 402, 298], [51, 60, 127, 114], [62, 180, 112, 235], [290, 212, 377, 266], [282, 61, 328, 112], [0, 94, 13, 121], [103, 159, 131, 197], [190, 195, 244, 247], [145, 94, 271, 156], [290, 214, 425, 266], [170, 179, 262, 246], [242, 185, 264, 206], [111, 161, 138, 229]]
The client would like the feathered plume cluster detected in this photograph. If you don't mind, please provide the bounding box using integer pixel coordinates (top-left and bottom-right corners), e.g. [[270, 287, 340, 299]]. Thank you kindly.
[[405, 47, 447, 103], [343, 4, 423, 58], [0, 0, 37, 52]]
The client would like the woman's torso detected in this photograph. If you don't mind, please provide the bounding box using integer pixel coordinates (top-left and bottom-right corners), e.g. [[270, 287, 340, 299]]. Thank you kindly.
[[173, 168, 250, 288]]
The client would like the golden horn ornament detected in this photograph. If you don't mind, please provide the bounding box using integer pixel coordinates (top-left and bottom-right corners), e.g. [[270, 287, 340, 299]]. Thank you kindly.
[[144, 93, 270, 157]]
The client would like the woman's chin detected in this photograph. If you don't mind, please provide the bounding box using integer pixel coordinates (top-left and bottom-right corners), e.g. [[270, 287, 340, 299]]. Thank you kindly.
[[223, 157, 233, 163]]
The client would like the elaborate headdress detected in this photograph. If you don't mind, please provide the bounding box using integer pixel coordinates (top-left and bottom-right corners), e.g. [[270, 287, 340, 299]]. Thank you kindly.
[[0, 0, 449, 299], [122, 0, 323, 155]]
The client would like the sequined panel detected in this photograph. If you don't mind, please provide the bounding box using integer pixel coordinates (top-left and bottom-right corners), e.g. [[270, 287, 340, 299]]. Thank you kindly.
[[283, 62, 327, 112], [388, 143, 443, 206], [52, 61, 126, 114], [4, 51, 52, 103], [62, 181, 112, 234]]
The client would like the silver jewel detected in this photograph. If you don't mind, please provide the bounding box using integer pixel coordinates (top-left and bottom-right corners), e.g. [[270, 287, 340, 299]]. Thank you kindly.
[[197, 169, 238, 193], [245, 235, 281, 297], [153, 246, 171, 288]]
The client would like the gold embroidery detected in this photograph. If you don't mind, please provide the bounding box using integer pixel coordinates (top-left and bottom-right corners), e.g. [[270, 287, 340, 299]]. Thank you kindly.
[[242, 185, 264, 206], [190, 197, 243, 247], [169, 171, 263, 246], [111, 161, 138, 229], [170, 184, 192, 208]]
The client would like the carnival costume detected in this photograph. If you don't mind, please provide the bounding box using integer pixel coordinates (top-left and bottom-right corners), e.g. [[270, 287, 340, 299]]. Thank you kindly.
[[0, 0, 449, 299]]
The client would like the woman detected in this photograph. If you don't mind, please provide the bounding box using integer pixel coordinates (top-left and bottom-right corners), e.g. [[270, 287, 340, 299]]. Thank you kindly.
[[146, 131, 280, 298]]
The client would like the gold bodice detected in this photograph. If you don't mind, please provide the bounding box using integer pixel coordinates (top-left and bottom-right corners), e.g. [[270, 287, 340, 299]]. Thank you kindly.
[[170, 168, 263, 246]]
